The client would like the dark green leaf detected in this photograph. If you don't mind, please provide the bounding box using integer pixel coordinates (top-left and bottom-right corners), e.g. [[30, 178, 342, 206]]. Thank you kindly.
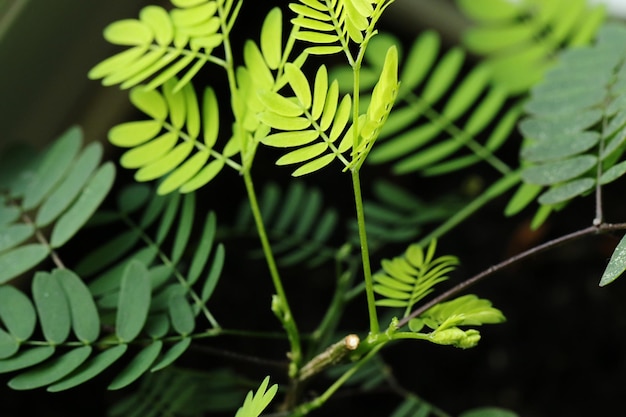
[[50, 162, 116, 248], [459, 407, 519, 417], [8, 346, 92, 390], [47, 344, 127, 392], [87, 247, 158, 296], [0, 346, 55, 374], [117, 184, 151, 213], [150, 337, 191, 372], [33, 271, 71, 345], [23, 126, 83, 210], [0, 244, 49, 284], [0, 329, 18, 359], [116, 260, 151, 342], [0, 223, 35, 253], [155, 193, 181, 244], [169, 292, 195, 335], [36, 142, 103, 227], [200, 244, 225, 304], [74, 230, 142, 277], [108, 341, 162, 390], [56, 269, 100, 343], [187, 212, 216, 285], [600, 233, 626, 286], [145, 313, 170, 339], [518, 110, 602, 141], [171, 193, 195, 265], [0, 285, 36, 341]]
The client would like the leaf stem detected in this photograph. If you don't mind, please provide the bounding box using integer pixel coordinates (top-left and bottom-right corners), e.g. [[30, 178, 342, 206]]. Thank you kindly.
[[352, 171, 379, 334]]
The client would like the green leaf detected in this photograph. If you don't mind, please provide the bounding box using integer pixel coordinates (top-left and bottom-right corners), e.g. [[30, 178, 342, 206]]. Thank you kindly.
[[136, 141, 195, 183], [522, 132, 600, 163], [0, 329, 18, 359], [601, 233, 626, 286], [261, 8, 282, 70], [50, 162, 116, 248], [47, 344, 127, 392], [600, 160, 626, 185], [537, 178, 595, 205], [200, 244, 225, 304], [140, 6, 173, 46], [130, 87, 167, 120], [521, 155, 597, 186], [150, 337, 191, 372], [285, 63, 312, 109], [0, 223, 34, 254], [0, 346, 55, 374], [459, 407, 519, 417], [158, 150, 210, 194], [0, 286, 36, 341], [33, 271, 71, 345], [179, 159, 225, 193], [187, 212, 216, 285], [8, 346, 92, 390], [234, 376, 278, 417], [422, 48, 464, 104], [262, 131, 320, 147], [104, 19, 152, 45], [116, 260, 151, 342], [36, 142, 103, 227], [277, 143, 327, 166], [109, 120, 162, 147], [258, 90, 304, 117], [258, 112, 311, 131], [23, 126, 83, 210], [169, 292, 195, 336], [457, 0, 518, 22], [56, 269, 100, 344], [0, 244, 49, 284], [108, 341, 162, 390], [171, 193, 195, 264]]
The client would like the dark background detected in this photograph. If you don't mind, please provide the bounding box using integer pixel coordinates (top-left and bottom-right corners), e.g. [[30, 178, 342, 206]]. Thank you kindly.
[[2, 1, 626, 416]]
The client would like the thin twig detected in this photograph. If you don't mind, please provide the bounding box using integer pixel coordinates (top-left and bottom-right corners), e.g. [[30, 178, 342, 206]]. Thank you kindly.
[[398, 222, 626, 328]]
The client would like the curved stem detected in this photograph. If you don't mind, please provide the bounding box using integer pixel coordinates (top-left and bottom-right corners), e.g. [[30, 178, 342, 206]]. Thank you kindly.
[[399, 222, 626, 328]]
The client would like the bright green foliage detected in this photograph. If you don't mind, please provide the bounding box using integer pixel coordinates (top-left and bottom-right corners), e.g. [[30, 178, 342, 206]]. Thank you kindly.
[[234, 376, 278, 417], [110, 79, 238, 194], [0, 126, 115, 284], [408, 294, 505, 349], [290, 0, 395, 51], [88, 0, 236, 91], [373, 240, 459, 316], [457, 0, 606, 93], [506, 24, 626, 226], [258, 64, 355, 175]]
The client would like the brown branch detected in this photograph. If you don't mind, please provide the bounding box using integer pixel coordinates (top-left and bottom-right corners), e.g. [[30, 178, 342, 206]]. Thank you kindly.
[[397, 222, 626, 329]]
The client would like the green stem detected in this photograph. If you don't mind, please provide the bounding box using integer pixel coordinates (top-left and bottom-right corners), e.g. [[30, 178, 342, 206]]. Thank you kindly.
[[243, 171, 302, 374], [352, 171, 379, 335]]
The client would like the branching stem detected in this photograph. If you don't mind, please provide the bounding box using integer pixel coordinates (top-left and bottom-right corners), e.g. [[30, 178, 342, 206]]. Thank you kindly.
[[399, 222, 626, 328]]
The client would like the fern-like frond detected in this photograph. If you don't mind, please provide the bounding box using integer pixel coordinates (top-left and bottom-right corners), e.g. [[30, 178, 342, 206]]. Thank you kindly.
[[290, 0, 395, 57], [349, 32, 519, 176], [233, 181, 338, 267], [373, 240, 459, 317], [0, 186, 226, 391], [258, 64, 354, 175], [88, 0, 236, 91], [234, 376, 278, 417], [258, 44, 398, 176], [505, 23, 626, 227], [456, 0, 606, 93], [109, 78, 240, 194], [0, 127, 115, 284]]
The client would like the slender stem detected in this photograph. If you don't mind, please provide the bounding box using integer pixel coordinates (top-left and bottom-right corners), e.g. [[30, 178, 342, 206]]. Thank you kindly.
[[399, 222, 626, 328], [595, 112, 609, 226], [243, 171, 302, 372], [352, 171, 379, 334]]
